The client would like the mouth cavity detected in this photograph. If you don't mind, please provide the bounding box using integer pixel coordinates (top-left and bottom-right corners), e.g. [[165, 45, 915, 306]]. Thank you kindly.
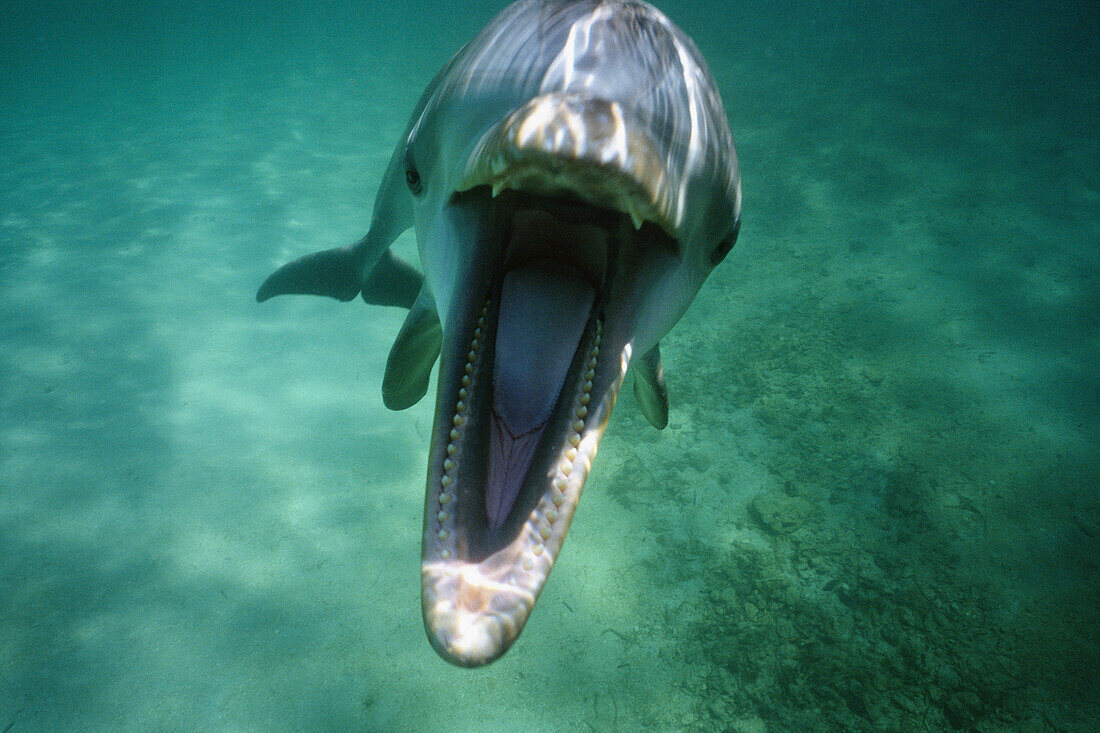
[[488, 265, 593, 529], [485, 203, 609, 530]]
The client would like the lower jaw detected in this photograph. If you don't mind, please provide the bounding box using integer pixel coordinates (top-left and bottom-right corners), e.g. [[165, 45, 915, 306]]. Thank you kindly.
[[421, 291, 623, 665]]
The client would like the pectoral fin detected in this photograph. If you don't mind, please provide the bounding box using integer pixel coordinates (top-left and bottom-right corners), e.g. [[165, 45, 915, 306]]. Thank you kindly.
[[257, 143, 416, 305], [256, 240, 366, 302], [382, 286, 442, 410], [633, 343, 669, 429], [361, 250, 422, 309], [256, 240, 422, 308]]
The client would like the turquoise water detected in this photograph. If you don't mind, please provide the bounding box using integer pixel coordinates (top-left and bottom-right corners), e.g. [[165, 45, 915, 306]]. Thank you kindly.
[[2, 1, 1097, 730]]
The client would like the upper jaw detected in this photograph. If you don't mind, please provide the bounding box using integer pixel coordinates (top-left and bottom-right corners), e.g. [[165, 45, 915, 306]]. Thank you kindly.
[[461, 91, 681, 238]]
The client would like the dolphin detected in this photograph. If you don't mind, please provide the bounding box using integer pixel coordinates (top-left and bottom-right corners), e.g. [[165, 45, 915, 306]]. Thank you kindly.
[[257, 0, 741, 667]]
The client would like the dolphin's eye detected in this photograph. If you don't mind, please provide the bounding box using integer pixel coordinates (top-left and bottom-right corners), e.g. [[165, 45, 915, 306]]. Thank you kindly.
[[405, 167, 423, 195], [710, 218, 740, 266]]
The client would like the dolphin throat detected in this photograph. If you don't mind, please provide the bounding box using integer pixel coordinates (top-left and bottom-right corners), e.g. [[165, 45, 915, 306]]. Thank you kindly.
[[487, 264, 594, 529]]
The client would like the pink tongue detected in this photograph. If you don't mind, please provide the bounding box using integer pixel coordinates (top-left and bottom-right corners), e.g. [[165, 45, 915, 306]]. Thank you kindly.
[[486, 265, 594, 530]]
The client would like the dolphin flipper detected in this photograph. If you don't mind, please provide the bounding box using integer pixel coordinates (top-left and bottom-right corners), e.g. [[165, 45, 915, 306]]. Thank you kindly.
[[633, 343, 669, 429], [256, 241, 365, 302], [256, 245, 421, 308], [256, 145, 415, 304], [361, 250, 422, 309], [382, 286, 442, 410]]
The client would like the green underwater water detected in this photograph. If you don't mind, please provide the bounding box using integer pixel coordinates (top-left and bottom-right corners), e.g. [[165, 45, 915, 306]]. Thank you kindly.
[[1, 0, 1097, 730]]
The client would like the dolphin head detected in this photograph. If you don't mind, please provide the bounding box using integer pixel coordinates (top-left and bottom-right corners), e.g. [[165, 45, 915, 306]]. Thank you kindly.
[[402, 1, 741, 666]]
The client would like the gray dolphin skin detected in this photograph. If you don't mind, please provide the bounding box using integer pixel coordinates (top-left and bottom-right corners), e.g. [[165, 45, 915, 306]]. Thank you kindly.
[[257, 0, 741, 667]]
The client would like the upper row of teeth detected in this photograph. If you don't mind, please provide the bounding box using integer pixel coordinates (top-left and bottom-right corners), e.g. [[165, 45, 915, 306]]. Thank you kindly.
[[488, 175, 646, 231], [434, 303, 490, 560]]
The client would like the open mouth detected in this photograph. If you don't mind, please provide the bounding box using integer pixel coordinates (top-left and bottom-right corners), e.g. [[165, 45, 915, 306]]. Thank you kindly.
[[420, 187, 660, 666], [418, 88, 687, 666]]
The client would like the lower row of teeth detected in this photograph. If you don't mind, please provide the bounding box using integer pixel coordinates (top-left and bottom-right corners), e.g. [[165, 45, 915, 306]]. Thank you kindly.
[[433, 306, 602, 564], [523, 319, 601, 570], [434, 303, 489, 561]]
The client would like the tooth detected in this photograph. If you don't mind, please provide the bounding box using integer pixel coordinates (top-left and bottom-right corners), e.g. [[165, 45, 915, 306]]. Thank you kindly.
[[629, 206, 644, 230], [492, 180, 506, 198]]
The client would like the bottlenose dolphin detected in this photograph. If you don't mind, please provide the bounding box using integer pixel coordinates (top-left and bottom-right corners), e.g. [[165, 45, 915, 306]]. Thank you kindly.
[[257, 0, 741, 667]]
